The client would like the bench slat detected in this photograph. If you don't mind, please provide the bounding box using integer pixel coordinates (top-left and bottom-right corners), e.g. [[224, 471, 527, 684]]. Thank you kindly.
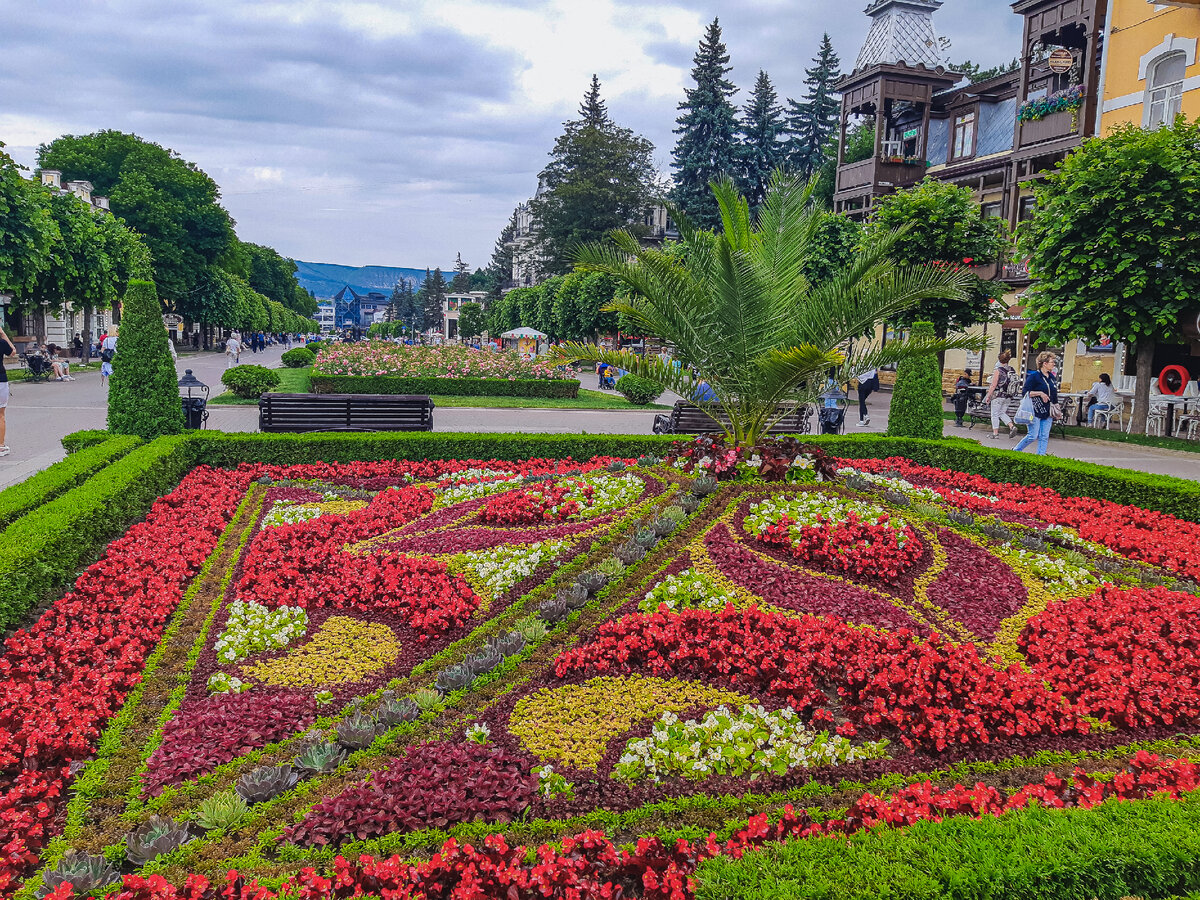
[[259, 393, 434, 433]]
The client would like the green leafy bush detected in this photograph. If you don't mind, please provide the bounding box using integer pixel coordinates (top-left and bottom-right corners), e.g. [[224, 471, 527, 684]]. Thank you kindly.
[[309, 375, 580, 399], [61, 430, 114, 453], [615, 374, 663, 406], [107, 280, 186, 439], [0, 436, 141, 530], [887, 321, 944, 440], [280, 348, 316, 369], [221, 365, 282, 399], [694, 793, 1200, 900]]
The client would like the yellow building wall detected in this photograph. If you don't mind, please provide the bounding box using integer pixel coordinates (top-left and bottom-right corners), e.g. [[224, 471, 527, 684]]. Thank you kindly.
[[1100, 0, 1200, 133]]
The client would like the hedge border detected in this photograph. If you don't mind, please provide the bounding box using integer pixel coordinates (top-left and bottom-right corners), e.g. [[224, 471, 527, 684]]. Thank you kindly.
[[0, 436, 141, 531], [309, 374, 581, 399], [61, 430, 116, 454], [694, 792, 1200, 900], [0, 436, 198, 629]]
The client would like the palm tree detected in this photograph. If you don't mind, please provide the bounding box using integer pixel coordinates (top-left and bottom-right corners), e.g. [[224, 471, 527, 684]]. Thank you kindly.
[[552, 171, 985, 445]]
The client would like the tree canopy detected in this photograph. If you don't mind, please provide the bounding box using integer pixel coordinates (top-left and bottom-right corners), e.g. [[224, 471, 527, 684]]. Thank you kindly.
[[738, 71, 786, 214], [786, 34, 843, 180], [1019, 118, 1200, 432], [555, 172, 982, 445], [866, 179, 1009, 335], [529, 76, 658, 276]]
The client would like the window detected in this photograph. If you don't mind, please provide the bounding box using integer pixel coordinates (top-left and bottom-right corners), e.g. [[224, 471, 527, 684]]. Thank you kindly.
[[981, 202, 1003, 219], [952, 111, 976, 159], [1146, 52, 1186, 129], [1018, 196, 1037, 222]]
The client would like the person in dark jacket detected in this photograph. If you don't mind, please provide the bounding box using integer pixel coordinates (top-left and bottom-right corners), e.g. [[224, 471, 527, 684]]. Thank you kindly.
[[1013, 352, 1059, 455]]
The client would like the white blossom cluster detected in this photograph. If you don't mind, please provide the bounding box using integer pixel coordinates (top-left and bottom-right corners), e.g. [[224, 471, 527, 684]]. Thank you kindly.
[[458, 541, 567, 598], [640, 569, 735, 613], [262, 498, 339, 528], [615, 705, 889, 783], [207, 672, 251, 694], [563, 473, 644, 516], [214, 600, 309, 664], [836, 468, 942, 502], [437, 471, 525, 505], [746, 494, 910, 547], [1010, 548, 1099, 591], [1044, 524, 1117, 557]]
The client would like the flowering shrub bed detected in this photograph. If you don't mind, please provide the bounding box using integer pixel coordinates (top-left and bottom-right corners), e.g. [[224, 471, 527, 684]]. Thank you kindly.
[[15, 448, 1200, 899], [313, 343, 561, 380]]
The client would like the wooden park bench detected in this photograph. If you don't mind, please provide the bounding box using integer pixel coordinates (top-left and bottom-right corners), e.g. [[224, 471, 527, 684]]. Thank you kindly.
[[653, 401, 813, 436], [259, 393, 435, 433]]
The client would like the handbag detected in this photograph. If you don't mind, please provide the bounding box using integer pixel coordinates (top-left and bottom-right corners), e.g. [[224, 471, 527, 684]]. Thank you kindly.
[[1014, 395, 1035, 426], [1031, 395, 1050, 419]]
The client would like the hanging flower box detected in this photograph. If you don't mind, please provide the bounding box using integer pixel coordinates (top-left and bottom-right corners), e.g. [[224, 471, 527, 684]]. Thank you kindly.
[[1018, 84, 1086, 123]]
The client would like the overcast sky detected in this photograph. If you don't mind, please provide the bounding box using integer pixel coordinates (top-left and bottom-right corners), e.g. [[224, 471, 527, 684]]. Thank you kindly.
[[0, 0, 1020, 271]]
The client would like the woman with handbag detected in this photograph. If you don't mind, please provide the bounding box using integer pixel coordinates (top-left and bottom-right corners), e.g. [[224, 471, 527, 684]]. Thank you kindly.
[[1013, 352, 1059, 455]]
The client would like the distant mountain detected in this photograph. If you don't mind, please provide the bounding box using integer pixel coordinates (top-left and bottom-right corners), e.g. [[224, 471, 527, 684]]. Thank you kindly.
[[294, 261, 450, 300]]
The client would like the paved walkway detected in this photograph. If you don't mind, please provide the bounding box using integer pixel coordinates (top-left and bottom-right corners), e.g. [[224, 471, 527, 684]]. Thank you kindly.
[[1, 352, 1198, 490]]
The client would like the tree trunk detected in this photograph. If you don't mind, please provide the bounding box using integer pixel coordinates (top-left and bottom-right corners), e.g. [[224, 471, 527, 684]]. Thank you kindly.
[[82, 306, 93, 364], [1132, 336, 1156, 436], [36, 307, 47, 345]]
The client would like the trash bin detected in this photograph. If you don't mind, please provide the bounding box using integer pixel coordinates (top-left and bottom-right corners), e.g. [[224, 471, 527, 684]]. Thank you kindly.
[[181, 397, 208, 430]]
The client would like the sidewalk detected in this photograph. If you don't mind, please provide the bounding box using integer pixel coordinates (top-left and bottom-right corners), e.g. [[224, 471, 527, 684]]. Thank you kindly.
[[1, 358, 1197, 490]]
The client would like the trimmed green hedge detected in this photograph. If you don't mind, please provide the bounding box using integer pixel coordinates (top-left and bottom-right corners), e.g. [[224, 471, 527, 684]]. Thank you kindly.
[[0, 436, 142, 531], [694, 792, 1200, 900], [309, 374, 581, 399], [0, 436, 197, 629], [62, 430, 117, 454]]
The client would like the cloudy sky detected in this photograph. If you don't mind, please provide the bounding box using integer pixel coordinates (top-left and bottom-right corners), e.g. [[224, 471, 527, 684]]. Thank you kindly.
[[0, 0, 1019, 271]]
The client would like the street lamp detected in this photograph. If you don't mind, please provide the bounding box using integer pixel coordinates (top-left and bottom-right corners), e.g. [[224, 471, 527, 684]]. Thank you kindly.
[[178, 369, 209, 430]]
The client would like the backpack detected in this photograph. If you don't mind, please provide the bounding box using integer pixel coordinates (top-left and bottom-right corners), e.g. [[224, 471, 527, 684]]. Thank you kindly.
[[100, 348, 115, 363]]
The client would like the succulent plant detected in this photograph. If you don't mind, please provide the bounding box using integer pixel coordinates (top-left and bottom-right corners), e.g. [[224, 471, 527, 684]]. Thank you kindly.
[[515, 615, 550, 642], [255, 475, 274, 486], [633, 527, 659, 549], [678, 494, 703, 515], [661, 504, 686, 522], [882, 490, 911, 508], [911, 502, 943, 521], [690, 475, 718, 497], [465, 647, 504, 677], [194, 790, 249, 831], [614, 541, 647, 566], [435, 663, 475, 694], [376, 697, 421, 727], [125, 814, 194, 866], [487, 630, 526, 657], [410, 687, 443, 711], [576, 570, 608, 593], [948, 509, 975, 526], [843, 473, 872, 492], [607, 460, 628, 472], [1019, 533, 1046, 551], [294, 740, 348, 776], [37, 850, 121, 898], [980, 523, 1014, 543], [651, 516, 677, 537], [537, 596, 571, 623], [1092, 556, 1122, 574], [1173, 579, 1200, 595], [1139, 571, 1167, 587], [596, 556, 625, 577], [236, 764, 300, 804], [556, 583, 590, 610], [1061, 549, 1089, 569], [563, 468, 583, 477], [522, 474, 549, 484], [637, 455, 661, 468]]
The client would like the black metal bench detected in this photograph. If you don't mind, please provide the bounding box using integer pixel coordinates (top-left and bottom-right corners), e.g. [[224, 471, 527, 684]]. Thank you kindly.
[[653, 401, 812, 436], [259, 393, 435, 433]]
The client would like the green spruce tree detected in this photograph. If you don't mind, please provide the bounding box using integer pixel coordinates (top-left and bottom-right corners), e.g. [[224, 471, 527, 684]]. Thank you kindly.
[[421, 267, 448, 333], [671, 18, 740, 229], [529, 75, 657, 275], [738, 71, 786, 213], [450, 252, 472, 292], [107, 279, 185, 438], [486, 212, 518, 300], [785, 34, 843, 179]]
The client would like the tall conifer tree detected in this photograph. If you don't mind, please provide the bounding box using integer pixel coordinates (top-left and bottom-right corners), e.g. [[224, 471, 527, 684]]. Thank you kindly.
[[421, 267, 448, 333], [738, 70, 785, 214], [785, 34, 843, 179], [450, 253, 471, 292], [670, 18, 740, 230]]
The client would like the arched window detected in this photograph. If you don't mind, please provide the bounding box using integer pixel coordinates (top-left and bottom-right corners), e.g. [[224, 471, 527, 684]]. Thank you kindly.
[[1146, 52, 1186, 129]]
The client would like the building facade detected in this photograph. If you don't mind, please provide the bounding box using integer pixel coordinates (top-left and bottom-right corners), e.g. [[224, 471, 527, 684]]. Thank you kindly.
[[442, 292, 489, 342]]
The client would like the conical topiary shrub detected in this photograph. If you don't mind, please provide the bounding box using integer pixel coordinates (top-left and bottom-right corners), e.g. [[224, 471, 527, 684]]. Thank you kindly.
[[886, 321, 944, 440], [107, 279, 185, 438]]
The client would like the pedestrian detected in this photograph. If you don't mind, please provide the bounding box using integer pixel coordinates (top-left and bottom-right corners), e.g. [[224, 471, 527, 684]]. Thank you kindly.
[[72, 333, 84, 361], [855, 367, 880, 427], [99, 326, 118, 387], [0, 323, 14, 457], [1085, 373, 1118, 425], [192, 330, 200, 351], [983, 351, 1018, 438], [225, 332, 241, 369], [952, 370, 973, 427], [597, 361, 608, 389], [1013, 352, 1059, 455]]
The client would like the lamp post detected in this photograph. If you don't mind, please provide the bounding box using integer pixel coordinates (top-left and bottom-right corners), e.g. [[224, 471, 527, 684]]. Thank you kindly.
[[177, 369, 209, 430]]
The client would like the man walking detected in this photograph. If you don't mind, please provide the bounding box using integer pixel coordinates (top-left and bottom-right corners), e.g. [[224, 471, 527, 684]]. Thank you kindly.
[[0, 323, 15, 456]]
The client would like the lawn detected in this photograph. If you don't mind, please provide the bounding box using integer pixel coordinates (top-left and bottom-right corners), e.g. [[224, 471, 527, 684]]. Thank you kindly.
[[9, 437, 1200, 899], [209, 366, 669, 409]]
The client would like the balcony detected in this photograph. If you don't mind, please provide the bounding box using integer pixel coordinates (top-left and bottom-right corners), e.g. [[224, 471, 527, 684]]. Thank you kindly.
[[835, 156, 927, 198], [1017, 109, 1080, 151]]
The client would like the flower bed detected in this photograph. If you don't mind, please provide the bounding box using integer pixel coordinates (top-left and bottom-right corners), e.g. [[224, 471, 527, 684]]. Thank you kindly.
[[309, 343, 580, 398], [11, 445, 1200, 900]]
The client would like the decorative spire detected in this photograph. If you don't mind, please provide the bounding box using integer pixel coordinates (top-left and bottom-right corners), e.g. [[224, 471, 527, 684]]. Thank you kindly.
[[854, 0, 946, 73]]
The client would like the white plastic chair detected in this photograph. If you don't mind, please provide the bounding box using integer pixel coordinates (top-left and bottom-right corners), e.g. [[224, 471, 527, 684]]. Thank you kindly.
[[1093, 401, 1125, 431], [1185, 380, 1200, 399]]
